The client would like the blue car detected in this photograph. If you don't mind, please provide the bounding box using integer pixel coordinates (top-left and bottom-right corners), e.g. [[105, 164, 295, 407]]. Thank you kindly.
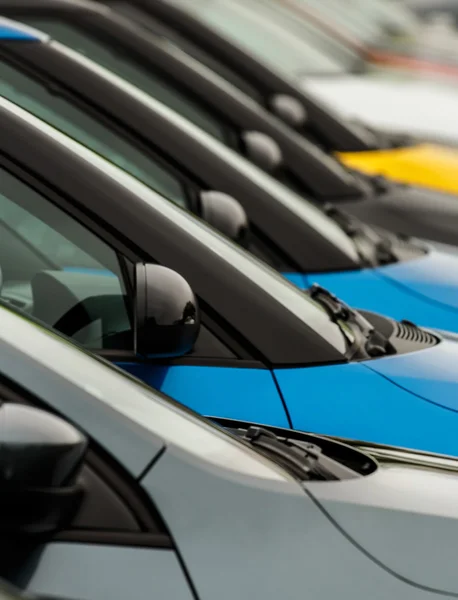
[[2, 18, 458, 335], [4, 94, 458, 459]]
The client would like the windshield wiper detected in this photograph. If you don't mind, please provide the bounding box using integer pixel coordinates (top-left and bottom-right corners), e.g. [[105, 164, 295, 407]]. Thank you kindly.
[[240, 426, 359, 481], [324, 203, 398, 266], [309, 284, 393, 359]]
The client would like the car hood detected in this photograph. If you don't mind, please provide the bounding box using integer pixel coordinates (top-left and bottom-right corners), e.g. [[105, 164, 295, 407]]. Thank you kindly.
[[367, 332, 458, 414], [301, 74, 458, 144], [337, 143, 458, 194], [307, 456, 458, 594], [376, 247, 458, 313]]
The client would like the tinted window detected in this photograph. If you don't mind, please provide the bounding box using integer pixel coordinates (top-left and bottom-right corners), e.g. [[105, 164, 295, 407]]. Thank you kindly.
[[50, 42, 360, 265], [0, 167, 132, 350], [21, 17, 228, 142], [11, 104, 348, 356], [0, 59, 188, 208]]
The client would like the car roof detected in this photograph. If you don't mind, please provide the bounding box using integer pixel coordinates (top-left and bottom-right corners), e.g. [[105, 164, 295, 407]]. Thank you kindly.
[[0, 16, 48, 40]]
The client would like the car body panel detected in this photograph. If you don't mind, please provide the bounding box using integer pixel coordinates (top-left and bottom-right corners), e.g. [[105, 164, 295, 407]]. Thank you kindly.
[[0, 20, 42, 40], [5, 300, 458, 599], [120, 363, 291, 427], [275, 357, 458, 456], [286, 248, 458, 332], [367, 336, 458, 414], [303, 74, 458, 145], [308, 465, 458, 594], [141, 443, 444, 600], [376, 248, 458, 311], [14, 545, 193, 600], [339, 143, 458, 194]]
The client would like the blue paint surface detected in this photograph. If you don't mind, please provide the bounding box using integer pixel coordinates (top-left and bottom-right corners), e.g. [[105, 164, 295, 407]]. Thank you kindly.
[[118, 363, 290, 427], [282, 249, 458, 333], [274, 361, 458, 457], [0, 20, 41, 40], [282, 272, 308, 288], [376, 249, 458, 312]]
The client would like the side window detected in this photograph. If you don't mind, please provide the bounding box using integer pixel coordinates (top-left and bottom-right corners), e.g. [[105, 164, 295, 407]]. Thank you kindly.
[[0, 59, 188, 209], [0, 168, 133, 351]]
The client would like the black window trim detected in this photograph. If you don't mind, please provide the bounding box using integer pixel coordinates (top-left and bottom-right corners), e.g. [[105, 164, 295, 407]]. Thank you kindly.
[[0, 156, 265, 365]]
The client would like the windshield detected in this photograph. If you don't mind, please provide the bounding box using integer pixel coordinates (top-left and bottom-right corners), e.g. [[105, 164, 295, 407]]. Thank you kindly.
[[0, 301, 291, 482], [3, 96, 348, 355], [164, 0, 347, 76]]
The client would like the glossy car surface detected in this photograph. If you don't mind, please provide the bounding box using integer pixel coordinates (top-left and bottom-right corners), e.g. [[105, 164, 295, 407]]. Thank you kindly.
[[3, 19, 458, 335], [5, 94, 458, 457], [7, 302, 458, 599], [102, 0, 458, 170]]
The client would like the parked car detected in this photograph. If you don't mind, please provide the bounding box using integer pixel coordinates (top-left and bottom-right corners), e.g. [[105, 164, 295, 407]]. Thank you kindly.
[[3, 93, 458, 455], [6, 300, 458, 600], [9, 0, 458, 200], [100, 0, 458, 157], [3, 19, 458, 334]]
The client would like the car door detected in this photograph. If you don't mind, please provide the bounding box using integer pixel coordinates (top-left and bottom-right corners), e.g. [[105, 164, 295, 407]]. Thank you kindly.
[[0, 161, 289, 427], [0, 376, 194, 600]]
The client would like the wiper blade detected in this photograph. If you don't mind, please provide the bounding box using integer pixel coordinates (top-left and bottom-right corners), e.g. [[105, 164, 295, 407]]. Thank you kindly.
[[240, 426, 358, 481], [324, 203, 398, 266], [309, 284, 392, 358]]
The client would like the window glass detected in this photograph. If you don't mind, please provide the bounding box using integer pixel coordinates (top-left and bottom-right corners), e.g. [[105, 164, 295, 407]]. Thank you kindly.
[[0, 168, 132, 350], [10, 102, 348, 355], [165, 0, 346, 77], [21, 17, 228, 142], [0, 60, 187, 208]]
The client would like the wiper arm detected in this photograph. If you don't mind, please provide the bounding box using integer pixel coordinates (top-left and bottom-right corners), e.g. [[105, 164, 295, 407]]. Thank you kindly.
[[309, 284, 392, 359], [324, 203, 398, 266], [240, 426, 359, 481]]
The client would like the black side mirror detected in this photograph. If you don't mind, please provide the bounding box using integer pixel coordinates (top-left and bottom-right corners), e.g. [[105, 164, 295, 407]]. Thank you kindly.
[[0, 404, 87, 535], [241, 131, 283, 173], [200, 190, 250, 248], [135, 264, 200, 358], [269, 94, 308, 128]]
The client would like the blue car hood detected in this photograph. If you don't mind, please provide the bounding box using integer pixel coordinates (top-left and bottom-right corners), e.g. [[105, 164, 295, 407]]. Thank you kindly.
[[367, 333, 458, 414], [376, 248, 458, 312]]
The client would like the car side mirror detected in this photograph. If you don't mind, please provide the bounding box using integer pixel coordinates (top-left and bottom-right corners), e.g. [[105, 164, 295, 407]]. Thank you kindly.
[[200, 190, 250, 248], [134, 264, 200, 358], [269, 94, 308, 128], [241, 131, 283, 173], [0, 404, 87, 535]]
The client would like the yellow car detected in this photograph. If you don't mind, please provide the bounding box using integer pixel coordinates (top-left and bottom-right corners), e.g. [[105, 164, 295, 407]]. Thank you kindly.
[[338, 144, 458, 194]]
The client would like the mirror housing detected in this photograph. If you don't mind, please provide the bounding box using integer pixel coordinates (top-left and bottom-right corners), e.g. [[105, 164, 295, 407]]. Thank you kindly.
[[135, 264, 200, 358], [200, 190, 250, 247], [0, 404, 87, 535], [241, 131, 283, 173], [269, 94, 308, 128]]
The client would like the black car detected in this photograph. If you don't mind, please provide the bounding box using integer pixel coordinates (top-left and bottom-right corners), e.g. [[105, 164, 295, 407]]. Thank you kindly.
[[4, 1, 458, 247]]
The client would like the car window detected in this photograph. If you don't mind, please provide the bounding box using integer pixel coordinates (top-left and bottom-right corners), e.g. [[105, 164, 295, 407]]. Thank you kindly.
[[21, 17, 228, 143], [164, 0, 346, 77], [0, 59, 188, 208], [0, 167, 132, 351], [4, 98, 349, 356]]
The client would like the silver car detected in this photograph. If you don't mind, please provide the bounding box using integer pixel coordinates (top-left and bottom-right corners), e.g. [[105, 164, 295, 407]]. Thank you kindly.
[[1, 302, 458, 600]]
